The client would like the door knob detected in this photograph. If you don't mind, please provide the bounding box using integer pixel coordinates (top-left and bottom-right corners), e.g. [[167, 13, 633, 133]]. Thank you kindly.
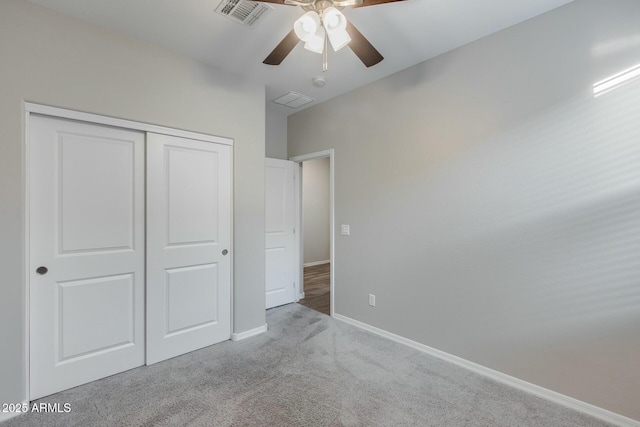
[[222, 249, 228, 256], [36, 266, 48, 275]]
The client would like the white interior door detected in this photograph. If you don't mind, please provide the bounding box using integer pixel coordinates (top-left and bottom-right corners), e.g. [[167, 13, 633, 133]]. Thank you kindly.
[[146, 133, 232, 365], [265, 158, 297, 309], [29, 115, 145, 399]]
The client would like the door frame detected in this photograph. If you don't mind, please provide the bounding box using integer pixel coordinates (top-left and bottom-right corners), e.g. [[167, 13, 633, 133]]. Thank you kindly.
[[290, 149, 335, 317], [24, 102, 234, 401]]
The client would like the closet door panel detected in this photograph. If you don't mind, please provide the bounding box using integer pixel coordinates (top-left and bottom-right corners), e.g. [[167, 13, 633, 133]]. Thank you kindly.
[[146, 133, 231, 364], [29, 115, 145, 399]]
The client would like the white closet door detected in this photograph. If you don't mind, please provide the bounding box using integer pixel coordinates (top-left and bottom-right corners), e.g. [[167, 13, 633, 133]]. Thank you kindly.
[[265, 158, 297, 309], [146, 133, 232, 365], [29, 115, 145, 399]]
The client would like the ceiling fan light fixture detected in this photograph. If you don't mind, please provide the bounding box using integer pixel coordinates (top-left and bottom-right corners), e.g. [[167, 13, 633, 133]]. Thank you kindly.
[[294, 11, 321, 42], [322, 7, 351, 51], [304, 27, 326, 54], [260, 0, 395, 68]]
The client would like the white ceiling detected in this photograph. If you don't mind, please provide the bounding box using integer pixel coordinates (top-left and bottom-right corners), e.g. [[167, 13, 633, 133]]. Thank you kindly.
[[28, 0, 574, 115]]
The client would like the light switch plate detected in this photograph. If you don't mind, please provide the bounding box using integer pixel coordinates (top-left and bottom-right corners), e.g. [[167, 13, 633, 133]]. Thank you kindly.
[[341, 224, 350, 236]]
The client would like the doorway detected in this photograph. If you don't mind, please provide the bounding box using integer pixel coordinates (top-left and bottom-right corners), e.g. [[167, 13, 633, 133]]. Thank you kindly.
[[290, 150, 335, 317]]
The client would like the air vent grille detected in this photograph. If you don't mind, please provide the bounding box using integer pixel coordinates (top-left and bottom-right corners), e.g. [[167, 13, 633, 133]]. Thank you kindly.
[[273, 92, 315, 109], [215, 0, 271, 27]]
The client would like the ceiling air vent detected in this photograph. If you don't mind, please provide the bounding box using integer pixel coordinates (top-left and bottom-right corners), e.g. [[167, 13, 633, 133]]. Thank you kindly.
[[215, 0, 272, 28], [273, 92, 315, 109]]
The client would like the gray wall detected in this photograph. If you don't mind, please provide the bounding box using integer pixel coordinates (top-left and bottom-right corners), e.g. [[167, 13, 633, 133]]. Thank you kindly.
[[303, 158, 331, 265], [288, 0, 640, 420], [0, 0, 265, 411], [265, 108, 288, 160]]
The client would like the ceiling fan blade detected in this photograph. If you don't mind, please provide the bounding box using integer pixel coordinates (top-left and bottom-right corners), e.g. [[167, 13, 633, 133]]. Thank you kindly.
[[263, 29, 299, 65], [346, 21, 383, 67], [350, 0, 408, 7]]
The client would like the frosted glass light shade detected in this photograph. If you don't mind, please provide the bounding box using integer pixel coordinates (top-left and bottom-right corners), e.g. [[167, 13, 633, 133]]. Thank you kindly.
[[322, 7, 351, 51], [327, 28, 350, 51], [304, 27, 326, 54], [322, 7, 345, 30], [294, 11, 321, 42]]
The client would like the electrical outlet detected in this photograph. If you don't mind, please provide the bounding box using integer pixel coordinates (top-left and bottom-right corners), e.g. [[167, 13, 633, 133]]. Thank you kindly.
[[341, 224, 350, 236], [368, 294, 376, 307]]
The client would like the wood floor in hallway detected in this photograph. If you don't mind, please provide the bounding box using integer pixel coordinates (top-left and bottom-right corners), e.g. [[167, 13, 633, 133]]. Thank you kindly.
[[298, 263, 330, 315]]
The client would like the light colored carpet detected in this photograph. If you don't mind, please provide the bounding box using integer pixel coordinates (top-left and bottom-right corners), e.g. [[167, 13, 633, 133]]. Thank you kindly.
[[4, 304, 612, 426]]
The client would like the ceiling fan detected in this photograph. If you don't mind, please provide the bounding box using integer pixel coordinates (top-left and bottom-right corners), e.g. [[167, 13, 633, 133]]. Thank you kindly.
[[253, 0, 408, 68]]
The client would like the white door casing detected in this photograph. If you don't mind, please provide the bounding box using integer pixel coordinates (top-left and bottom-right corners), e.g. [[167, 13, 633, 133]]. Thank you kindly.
[[265, 158, 297, 309], [290, 149, 335, 317], [29, 115, 145, 399], [146, 133, 232, 365]]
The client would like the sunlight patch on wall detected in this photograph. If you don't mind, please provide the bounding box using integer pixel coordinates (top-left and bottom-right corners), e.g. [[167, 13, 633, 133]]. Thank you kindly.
[[593, 63, 640, 97]]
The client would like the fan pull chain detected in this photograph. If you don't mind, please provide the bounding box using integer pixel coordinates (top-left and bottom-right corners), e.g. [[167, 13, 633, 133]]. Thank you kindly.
[[323, 31, 328, 72]]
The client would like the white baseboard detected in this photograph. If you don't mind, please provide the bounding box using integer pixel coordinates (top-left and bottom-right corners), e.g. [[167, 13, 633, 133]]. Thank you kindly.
[[333, 313, 640, 427], [303, 260, 330, 267], [298, 292, 305, 300], [0, 401, 29, 423], [231, 324, 267, 342]]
